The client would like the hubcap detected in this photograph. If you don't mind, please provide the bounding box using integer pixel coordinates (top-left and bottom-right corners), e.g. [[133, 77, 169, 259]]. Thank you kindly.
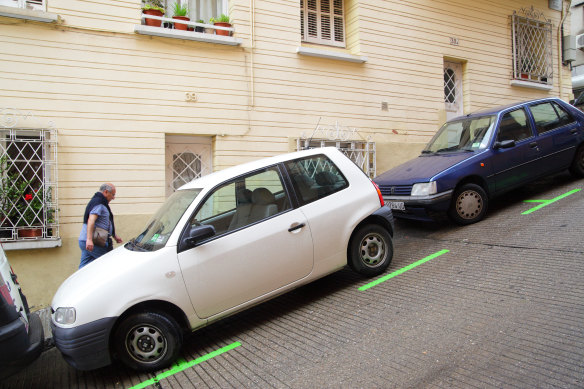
[[456, 190, 482, 220], [360, 233, 387, 268], [126, 324, 167, 363]]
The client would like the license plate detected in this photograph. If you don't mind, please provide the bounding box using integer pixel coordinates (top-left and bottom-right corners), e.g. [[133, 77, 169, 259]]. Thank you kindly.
[[388, 201, 405, 211]]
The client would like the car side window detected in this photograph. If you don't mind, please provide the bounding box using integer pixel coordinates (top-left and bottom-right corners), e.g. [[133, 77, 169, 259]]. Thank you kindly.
[[191, 166, 291, 237], [496, 109, 532, 143], [529, 102, 574, 135], [285, 154, 349, 206]]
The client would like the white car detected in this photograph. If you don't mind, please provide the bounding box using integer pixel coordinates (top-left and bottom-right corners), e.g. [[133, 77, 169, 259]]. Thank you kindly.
[[51, 147, 395, 372]]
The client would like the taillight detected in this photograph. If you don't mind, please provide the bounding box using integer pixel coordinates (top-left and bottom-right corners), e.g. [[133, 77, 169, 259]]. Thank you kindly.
[[371, 180, 384, 207]]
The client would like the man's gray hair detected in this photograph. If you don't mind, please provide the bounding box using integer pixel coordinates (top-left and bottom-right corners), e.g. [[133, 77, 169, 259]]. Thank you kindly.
[[100, 183, 114, 192]]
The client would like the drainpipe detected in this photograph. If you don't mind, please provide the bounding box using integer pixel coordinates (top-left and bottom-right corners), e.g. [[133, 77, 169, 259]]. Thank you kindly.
[[250, 0, 256, 107], [558, 0, 570, 100]]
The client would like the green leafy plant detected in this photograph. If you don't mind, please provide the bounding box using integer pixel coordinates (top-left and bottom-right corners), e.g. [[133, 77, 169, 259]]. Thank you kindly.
[[172, 2, 188, 17], [216, 13, 230, 23], [142, 0, 165, 14], [0, 156, 29, 224], [18, 189, 43, 227]]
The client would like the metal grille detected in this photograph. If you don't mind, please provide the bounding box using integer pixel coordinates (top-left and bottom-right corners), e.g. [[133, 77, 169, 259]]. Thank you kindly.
[[0, 125, 59, 242], [377, 184, 412, 197], [171, 151, 204, 191], [297, 121, 375, 178], [511, 7, 553, 84]]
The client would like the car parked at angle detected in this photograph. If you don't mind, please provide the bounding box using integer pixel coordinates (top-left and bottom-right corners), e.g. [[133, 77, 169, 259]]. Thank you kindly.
[[374, 97, 584, 224], [51, 147, 394, 372], [0, 244, 44, 379]]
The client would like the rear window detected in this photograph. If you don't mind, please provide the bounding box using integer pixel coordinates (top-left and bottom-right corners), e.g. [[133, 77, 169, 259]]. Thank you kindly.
[[285, 154, 349, 205]]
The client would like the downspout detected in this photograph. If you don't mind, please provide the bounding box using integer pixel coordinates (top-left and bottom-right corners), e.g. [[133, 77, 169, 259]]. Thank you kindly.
[[558, 0, 570, 100], [250, 0, 255, 107]]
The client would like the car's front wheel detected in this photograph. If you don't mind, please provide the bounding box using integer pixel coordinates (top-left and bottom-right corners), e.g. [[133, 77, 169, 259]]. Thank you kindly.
[[569, 144, 584, 178], [349, 224, 393, 277], [448, 183, 488, 225], [113, 311, 182, 372]]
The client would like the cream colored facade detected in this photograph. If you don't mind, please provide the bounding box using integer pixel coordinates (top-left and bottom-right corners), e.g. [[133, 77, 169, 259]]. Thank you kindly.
[[0, 0, 573, 308]]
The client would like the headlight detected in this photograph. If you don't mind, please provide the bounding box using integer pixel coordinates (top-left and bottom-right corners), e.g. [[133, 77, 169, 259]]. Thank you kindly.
[[54, 307, 76, 324], [411, 181, 437, 196]]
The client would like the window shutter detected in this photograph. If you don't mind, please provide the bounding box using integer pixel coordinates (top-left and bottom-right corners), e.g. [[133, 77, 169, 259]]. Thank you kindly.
[[302, 0, 345, 47]]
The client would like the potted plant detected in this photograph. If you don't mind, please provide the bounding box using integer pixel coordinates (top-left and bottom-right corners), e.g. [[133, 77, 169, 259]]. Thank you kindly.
[[0, 156, 28, 227], [172, 2, 189, 31], [212, 13, 231, 36], [17, 189, 44, 238], [142, 0, 165, 27], [195, 19, 205, 33]]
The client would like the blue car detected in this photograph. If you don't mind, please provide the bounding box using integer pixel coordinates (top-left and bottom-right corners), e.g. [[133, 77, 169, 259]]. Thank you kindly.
[[374, 98, 584, 224]]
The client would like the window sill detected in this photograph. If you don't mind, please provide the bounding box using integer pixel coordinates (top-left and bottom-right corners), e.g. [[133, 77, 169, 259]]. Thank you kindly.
[[134, 25, 242, 46], [296, 47, 368, 63], [2, 238, 62, 251], [510, 79, 553, 91], [0, 5, 58, 23]]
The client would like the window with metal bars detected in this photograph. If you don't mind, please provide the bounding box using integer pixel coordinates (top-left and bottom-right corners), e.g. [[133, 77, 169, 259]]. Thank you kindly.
[[300, 0, 345, 47], [0, 0, 44, 11], [511, 8, 553, 84], [0, 128, 59, 243]]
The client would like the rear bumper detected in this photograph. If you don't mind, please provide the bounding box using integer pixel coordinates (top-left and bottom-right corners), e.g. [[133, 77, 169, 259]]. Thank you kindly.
[[383, 190, 453, 221], [0, 312, 45, 379], [51, 316, 117, 371]]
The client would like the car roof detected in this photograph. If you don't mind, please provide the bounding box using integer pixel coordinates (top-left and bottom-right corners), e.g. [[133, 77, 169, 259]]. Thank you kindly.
[[448, 97, 565, 121], [179, 147, 344, 190]]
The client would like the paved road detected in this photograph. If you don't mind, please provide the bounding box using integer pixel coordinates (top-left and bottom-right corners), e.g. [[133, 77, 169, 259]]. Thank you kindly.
[[3, 173, 583, 388]]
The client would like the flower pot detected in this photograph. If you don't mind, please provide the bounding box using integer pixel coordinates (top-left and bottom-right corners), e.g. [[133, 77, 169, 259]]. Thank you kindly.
[[173, 16, 190, 31], [143, 9, 164, 27], [18, 227, 42, 238], [214, 21, 231, 36]]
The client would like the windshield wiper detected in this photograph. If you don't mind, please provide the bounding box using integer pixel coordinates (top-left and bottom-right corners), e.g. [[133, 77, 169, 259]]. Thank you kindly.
[[421, 150, 434, 154]]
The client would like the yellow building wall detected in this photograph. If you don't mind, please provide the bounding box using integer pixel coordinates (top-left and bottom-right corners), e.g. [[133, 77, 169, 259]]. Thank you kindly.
[[0, 0, 572, 307]]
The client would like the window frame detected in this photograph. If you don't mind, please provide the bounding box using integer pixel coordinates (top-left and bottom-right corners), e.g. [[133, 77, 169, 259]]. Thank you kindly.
[[511, 8, 553, 85], [301, 0, 346, 48], [529, 102, 575, 135]]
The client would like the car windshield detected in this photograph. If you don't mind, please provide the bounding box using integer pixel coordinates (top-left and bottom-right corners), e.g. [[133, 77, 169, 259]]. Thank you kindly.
[[127, 188, 202, 252], [423, 115, 496, 154]]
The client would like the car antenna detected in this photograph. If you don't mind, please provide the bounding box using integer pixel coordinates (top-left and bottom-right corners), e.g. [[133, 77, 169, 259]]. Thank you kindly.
[[303, 117, 321, 150]]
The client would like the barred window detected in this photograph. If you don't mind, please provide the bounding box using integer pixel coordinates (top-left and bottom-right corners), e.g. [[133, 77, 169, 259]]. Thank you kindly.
[[301, 0, 345, 48], [511, 7, 553, 84]]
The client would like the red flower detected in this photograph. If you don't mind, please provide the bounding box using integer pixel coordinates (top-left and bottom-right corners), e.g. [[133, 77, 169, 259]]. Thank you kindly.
[[24, 194, 33, 201]]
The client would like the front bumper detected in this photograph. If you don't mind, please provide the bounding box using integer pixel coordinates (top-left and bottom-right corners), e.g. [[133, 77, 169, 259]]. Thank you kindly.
[[51, 316, 117, 371], [383, 190, 453, 221]]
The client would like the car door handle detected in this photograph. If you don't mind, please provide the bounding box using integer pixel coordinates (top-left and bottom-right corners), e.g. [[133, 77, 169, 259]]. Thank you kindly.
[[529, 142, 538, 148], [288, 223, 305, 232], [570, 128, 578, 134]]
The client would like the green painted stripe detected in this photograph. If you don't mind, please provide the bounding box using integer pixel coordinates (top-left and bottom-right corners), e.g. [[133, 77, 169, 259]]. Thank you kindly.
[[129, 341, 242, 389], [359, 249, 450, 291], [521, 188, 581, 215]]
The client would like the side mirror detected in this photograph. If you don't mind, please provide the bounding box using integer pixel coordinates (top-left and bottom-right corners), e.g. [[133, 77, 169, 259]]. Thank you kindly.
[[493, 139, 515, 149], [179, 224, 216, 252]]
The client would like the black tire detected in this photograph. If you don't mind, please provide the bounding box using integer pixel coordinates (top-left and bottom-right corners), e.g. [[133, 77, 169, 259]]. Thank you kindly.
[[569, 144, 584, 178], [448, 183, 488, 225], [113, 311, 182, 372], [349, 224, 393, 277]]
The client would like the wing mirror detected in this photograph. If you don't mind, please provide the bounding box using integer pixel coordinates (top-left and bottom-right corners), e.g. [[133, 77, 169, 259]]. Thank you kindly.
[[493, 139, 515, 149], [179, 224, 216, 252]]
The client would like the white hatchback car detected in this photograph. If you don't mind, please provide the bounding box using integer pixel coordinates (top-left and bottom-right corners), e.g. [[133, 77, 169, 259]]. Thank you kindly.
[[51, 148, 394, 372]]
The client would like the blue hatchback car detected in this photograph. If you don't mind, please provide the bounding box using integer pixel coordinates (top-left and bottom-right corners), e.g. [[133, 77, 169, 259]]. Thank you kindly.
[[374, 98, 584, 224]]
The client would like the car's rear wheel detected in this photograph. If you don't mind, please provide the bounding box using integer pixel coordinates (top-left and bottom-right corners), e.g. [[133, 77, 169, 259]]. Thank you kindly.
[[349, 224, 393, 277], [448, 183, 488, 225], [113, 311, 182, 372], [569, 144, 584, 178]]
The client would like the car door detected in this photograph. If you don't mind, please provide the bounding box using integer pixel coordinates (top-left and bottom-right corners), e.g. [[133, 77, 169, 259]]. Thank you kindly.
[[177, 166, 313, 319], [490, 107, 539, 194], [526, 101, 580, 177]]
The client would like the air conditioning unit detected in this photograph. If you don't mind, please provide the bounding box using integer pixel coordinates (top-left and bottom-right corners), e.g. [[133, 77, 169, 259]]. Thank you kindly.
[[577, 33, 584, 50]]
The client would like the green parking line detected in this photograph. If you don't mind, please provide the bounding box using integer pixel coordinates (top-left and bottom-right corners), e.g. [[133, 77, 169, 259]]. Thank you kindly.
[[129, 341, 241, 389], [359, 249, 450, 291], [522, 188, 581, 215]]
